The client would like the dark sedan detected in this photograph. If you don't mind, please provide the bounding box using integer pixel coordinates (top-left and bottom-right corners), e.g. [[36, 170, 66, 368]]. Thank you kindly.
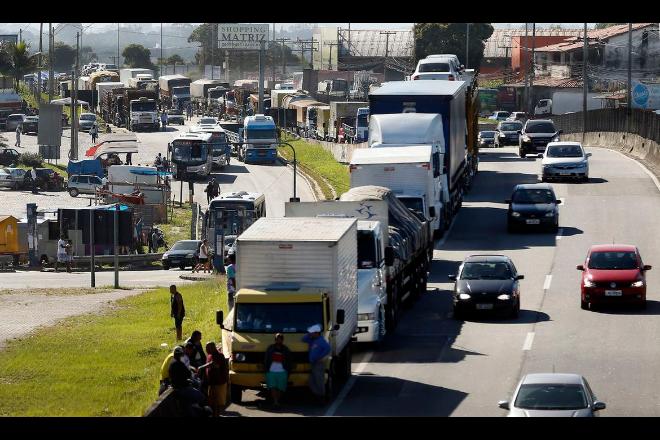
[[507, 184, 561, 233], [161, 239, 201, 270], [478, 131, 496, 148], [449, 255, 523, 319], [518, 119, 562, 158], [22, 116, 39, 134], [495, 121, 523, 147]]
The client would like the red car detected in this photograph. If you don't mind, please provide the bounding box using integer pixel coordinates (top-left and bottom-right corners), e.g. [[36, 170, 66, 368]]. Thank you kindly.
[[578, 245, 652, 310]]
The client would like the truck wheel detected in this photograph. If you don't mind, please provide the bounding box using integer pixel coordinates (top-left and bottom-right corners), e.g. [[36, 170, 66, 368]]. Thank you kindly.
[[69, 188, 79, 197], [230, 384, 243, 404]]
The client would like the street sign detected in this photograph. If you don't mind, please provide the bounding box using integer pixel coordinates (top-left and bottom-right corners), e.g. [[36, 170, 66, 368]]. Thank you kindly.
[[631, 81, 660, 111], [218, 24, 269, 50]]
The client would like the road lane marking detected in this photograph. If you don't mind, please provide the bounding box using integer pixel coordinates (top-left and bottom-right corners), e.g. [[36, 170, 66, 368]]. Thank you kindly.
[[556, 228, 563, 240], [324, 349, 375, 417], [543, 275, 553, 291], [522, 332, 535, 351], [606, 148, 660, 192]]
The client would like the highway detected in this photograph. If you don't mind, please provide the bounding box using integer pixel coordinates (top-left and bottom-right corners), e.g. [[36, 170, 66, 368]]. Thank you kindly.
[[225, 145, 660, 416]]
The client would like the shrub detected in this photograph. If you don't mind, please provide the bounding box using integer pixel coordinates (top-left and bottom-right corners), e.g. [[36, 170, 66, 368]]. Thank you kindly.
[[19, 152, 44, 167]]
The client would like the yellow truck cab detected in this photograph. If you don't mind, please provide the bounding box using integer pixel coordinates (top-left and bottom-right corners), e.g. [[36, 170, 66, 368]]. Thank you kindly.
[[217, 217, 358, 403]]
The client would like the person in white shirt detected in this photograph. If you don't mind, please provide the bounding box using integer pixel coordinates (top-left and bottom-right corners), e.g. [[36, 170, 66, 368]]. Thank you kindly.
[[30, 166, 39, 194], [55, 235, 71, 273], [192, 239, 210, 274]]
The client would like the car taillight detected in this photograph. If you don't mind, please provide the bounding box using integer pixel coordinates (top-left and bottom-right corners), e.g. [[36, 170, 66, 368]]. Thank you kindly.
[[448, 75, 455, 81]]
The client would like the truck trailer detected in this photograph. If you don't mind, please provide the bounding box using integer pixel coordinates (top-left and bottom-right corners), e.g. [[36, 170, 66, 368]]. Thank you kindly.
[[158, 74, 192, 110], [328, 101, 368, 143]]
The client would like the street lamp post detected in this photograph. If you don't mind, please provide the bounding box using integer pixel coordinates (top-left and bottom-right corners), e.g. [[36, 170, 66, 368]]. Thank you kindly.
[[277, 141, 298, 202]]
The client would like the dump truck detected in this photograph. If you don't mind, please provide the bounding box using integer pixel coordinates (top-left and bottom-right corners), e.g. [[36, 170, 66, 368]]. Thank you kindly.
[[219, 217, 358, 402], [328, 101, 368, 143], [159, 74, 192, 110], [340, 185, 432, 332]]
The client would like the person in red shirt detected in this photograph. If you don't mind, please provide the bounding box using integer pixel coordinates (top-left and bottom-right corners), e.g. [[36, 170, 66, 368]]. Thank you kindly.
[[200, 341, 229, 416]]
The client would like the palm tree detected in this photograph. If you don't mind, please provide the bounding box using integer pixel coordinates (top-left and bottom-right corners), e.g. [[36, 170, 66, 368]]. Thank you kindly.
[[2, 42, 39, 89]]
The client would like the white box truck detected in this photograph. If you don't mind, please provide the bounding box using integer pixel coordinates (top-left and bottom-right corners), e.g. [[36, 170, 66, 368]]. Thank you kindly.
[[350, 145, 443, 237], [119, 68, 155, 86], [219, 217, 358, 402]]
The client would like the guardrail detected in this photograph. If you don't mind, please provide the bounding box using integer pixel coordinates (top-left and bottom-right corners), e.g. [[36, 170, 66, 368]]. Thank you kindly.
[[553, 108, 660, 143]]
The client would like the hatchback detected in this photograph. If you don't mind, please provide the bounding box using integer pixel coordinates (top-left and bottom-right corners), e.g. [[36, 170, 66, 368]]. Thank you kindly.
[[578, 244, 651, 310], [411, 55, 463, 81], [478, 131, 496, 148], [449, 255, 523, 319], [519, 119, 561, 157], [68, 175, 103, 197], [489, 111, 511, 121], [78, 113, 97, 132], [499, 373, 606, 417], [0, 167, 26, 189], [506, 184, 561, 233], [161, 240, 202, 270]]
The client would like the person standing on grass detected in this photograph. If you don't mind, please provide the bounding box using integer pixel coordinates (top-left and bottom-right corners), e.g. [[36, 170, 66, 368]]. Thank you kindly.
[[265, 333, 292, 408], [193, 239, 209, 274], [225, 253, 236, 310], [303, 324, 331, 403], [170, 285, 186, 341], [15, 124, 21, 148], [200, 341, 229, 416]]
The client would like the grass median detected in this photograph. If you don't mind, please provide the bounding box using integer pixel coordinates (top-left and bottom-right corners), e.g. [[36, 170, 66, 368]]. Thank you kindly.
[[278, 133, 350, 200], [0, 279, 227, 416], [155, 202, 193, 247]]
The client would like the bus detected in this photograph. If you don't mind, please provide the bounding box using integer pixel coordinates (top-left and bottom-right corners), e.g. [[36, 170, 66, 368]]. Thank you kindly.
[[168, 132, 213, 180], [189, 125, 231, 169], [203, 191, 266, 260]]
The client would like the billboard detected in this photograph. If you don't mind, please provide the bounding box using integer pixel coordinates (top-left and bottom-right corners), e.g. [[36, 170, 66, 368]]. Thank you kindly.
[[218, 24, 269, 50], [38, 103, 63, 148], [0, 34, 18, 45], [631, 81, 660, 111]]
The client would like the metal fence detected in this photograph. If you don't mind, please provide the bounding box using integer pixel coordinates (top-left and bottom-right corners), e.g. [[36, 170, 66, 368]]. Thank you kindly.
[[553, 108, 660, 144]]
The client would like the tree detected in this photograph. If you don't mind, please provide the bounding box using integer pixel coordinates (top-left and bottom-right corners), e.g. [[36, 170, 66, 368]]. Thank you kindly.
[[167, 54, 184, 65], [122, 44, 156, 69], [0, 41, 39, 88], [81, 46, 98, 65], [413, 23, 494, 69], [51, 42, 77, 72]]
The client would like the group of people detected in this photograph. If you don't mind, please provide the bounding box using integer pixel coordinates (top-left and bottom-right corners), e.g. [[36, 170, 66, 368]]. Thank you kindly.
[[204, 178, 220, 204], [154, 153, 170, 172], [159, 330, 230, 417]]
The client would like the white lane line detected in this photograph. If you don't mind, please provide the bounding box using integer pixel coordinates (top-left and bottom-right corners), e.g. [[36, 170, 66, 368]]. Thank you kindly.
[[324, 349, 375, 417], [543, 275, 553, 291], [522, 332, 535, 351], [606, 148, 660, 192], [556, 228, 564, 240]]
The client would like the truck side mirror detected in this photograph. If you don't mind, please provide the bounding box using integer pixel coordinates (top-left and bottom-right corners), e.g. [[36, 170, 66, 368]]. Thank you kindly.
[[429, 207, 436, 218], [216, 310, 224, 326], [384, 246, 394, 267], [336, 309, 345, 325]]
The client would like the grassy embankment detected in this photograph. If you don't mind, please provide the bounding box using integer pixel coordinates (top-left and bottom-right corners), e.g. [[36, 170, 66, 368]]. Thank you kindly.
[[277, 132, 350, 200], [155, 202, 193, 247], [0, 279, 227, 416]]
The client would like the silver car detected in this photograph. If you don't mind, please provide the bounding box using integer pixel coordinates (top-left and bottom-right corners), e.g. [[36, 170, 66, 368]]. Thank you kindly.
[[499, 373, 606, 417], [68, 174, 103, 197], [78, 113, 97, 132], [541, 142, 590, 182], [0, 167, 27, 189]]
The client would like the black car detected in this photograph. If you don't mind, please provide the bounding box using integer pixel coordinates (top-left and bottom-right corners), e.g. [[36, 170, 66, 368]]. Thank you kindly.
[[449, 255, 523, 319], [518, 119, 562, 158], [22, 116, 39, 134], [0, 148, 20, 166], [506, 184, 561, 233], [161, 239, 202, 270], [495, 121, 523, 147], [478, 131, 496, 148]]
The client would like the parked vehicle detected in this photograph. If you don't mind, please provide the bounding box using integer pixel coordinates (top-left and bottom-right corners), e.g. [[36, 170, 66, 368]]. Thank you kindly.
[[221, 217, 358, 402], [0, 148, 20, 166], [238, 114, 278, 164], [369, 77, 480, 232], [449, 254, 523, 319], [534, 91, 602, 116], [168, 132, 213, 179], [350, 145, 443, 238], [499, 374, 606, 417], [577, 244, 651, 310], [0, 90, 23, 130], [506, 184, 561, 233], [343, 107, 370, 143], [190, 79, 226, 113], [489, 110, 511, 121], [67, 158, 104, 179], [119, 68, 154, 86], [24, 168, 66, 191], [67, 174, 103, 197], [78, 113, 97, 132], [95, 82, 124, 114], [518, 119, 562, 158], [341, 186, 432, 332], [507, 111, 527, 122], [478, 130, 496, 148], [541, 142, 591, 182], [161, 239, 202, 270], [494, 121, 523, 147], [285, 200, 390, 343], [411, 55, 463, 81], [0, 167, 26, 189], [159, 75, 192, 110], [166, 109, 185, 125], [21, 116, 39, 134], [328, 101, 368, 143], [5, 113, 26, 132]]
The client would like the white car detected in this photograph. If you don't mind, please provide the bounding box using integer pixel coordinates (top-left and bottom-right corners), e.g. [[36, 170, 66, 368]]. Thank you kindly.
[[411, 55, 463, 81], [68, 174, 103, 197], [541, 142, 590, 182], [489, 111, 511, 121]]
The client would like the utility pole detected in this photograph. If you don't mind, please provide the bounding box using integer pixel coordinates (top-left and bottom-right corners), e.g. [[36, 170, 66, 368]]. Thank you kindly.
[[583, 22, 588, 138], [466, 23, 470, 69], [48, 23, 54, 101], [524, 23, 529, 113], [348, 23, 351, 53], [528, 23, 536, 116], [225, 50, 229, 82], [211, 23, 215, 79], [627, 22, 632, 132], [296, 39, 319, 69], [380, 31, 396, 59], [160, 23, 163, 77], [275, 38, 290, 75], [19, 28, 22, 44], [71, 32, 80, 161], [271, 23, 276, 81], [117, 23, 120, 68], [37, 23, 43, 104], [324, 41, 338, 70], [259, 41, 265, 113]]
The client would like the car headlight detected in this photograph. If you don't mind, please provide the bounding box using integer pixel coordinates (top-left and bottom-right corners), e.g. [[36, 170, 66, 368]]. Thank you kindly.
[[186, 254, 194, 258], [632, 280, 645, 288], [497, 294, 511, 300], [584, 279, 596, 288], [499, 133, 506, 138], [545, 212, 555, 217], [522, 135, 531, 142], [162, 254, 168, 259], [511, 212, 521, 217], [358, 313, 376, 321], [458, 293, 471, 300], [233, 353, 247, 362], [553, 136, 560, 141]]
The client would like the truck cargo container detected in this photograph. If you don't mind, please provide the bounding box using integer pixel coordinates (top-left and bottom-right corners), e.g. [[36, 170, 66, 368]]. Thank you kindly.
[[95, 82, 124, 113], [159, 74, 192, 110], [119, 68, 155, 86], [328, 101, 368, 143]]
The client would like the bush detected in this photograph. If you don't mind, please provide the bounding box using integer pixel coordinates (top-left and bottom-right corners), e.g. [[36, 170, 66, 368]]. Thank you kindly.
[[19, 152, 44, 167]]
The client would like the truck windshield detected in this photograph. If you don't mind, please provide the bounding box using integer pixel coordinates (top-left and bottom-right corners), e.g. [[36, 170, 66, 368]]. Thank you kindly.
[[173, 86, 190, 95], [357, 114, 368, 126], [358, 230, 378, 269], [246, 128, 277, 140], [131, 102, 156, 112], [213, 204, 256, 235], [235, 303, 323, 333]]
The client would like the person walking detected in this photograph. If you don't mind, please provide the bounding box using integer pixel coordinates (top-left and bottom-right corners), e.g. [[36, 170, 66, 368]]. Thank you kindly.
[[30, 166, 39, 194], [170, 285, 186, 341], [161, 111, 168, 132], [225, 253, 236, 310], [200, 341, 229, 416], [302, 324, 331, 403], [192, 239, 209, 273], [265, 333, 293, 408], [15, 124, 21, 148], [211, 178, 220, 199], [90, 123, 98, 143], [187, 103, 193, 121], [204, 181, 214, 204], [126, 152, 132, 165], [55, 234, 72, 273]]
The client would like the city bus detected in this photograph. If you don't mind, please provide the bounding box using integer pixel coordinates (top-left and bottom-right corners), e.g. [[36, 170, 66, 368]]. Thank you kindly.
[[189, 125, 231, 169], [168, 132, 213, 180]]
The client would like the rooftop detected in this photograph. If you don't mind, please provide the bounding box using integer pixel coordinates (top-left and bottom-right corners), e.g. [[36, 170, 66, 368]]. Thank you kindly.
[[338, 29, 414, 58], [484, 28, 584, 58]]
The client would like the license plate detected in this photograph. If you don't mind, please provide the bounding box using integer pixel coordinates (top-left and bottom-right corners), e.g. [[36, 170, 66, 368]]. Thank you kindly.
[[526, 219, 540, 225], [605, 290, 622, 297], [560, 171, 572, 175], [476, 304, 494, 310]]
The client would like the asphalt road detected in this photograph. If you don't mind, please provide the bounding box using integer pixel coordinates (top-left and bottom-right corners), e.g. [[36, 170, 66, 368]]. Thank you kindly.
[[224, 145, 660, 417]]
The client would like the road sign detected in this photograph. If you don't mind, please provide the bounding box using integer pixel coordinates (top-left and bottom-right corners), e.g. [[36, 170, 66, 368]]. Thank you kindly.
[[218, 24, 269, 50]]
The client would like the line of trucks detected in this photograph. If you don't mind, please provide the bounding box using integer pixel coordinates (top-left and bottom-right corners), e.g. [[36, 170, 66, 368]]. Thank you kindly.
[[214, 74, 480, 402]]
